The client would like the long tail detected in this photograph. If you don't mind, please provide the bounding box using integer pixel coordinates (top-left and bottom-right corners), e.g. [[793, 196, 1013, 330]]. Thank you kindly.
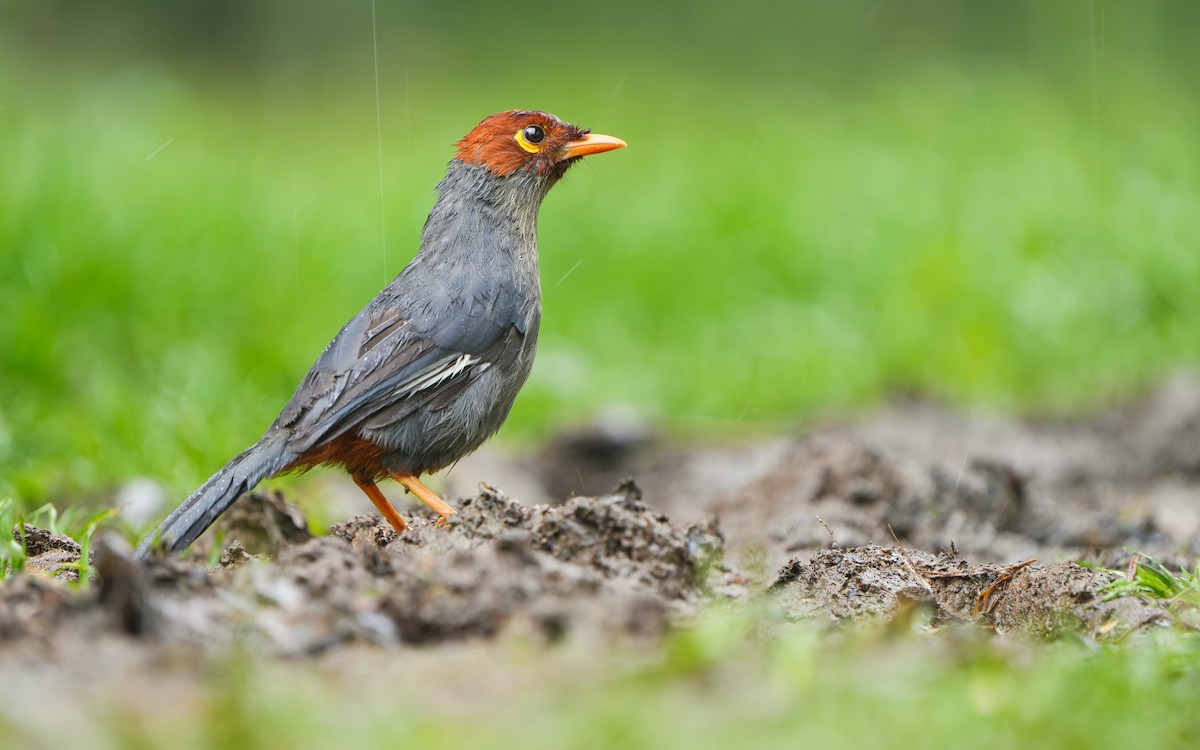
[[135, 433, 292, 558]]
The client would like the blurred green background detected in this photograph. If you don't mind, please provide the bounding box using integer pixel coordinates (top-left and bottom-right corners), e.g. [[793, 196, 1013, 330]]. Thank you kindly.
[[1, 1, 1198, 508]]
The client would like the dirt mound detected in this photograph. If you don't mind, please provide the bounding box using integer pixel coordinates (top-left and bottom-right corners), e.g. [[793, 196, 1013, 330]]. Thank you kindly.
[[3, 483, 734, 656], [494, 373, 1200, 573], [4, 375, 1200, 660], [3, 490, 1182, 657]]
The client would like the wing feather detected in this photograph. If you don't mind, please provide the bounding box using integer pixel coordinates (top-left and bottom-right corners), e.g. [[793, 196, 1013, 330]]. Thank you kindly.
[[273, 266, 527, 455]]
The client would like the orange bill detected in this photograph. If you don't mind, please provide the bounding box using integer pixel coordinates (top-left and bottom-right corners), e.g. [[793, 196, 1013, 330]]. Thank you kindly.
[[562, 133, 627, 158]]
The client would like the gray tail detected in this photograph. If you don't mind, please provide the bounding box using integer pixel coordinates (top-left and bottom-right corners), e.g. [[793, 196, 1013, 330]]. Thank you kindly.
[[135, 434, 291, 558]]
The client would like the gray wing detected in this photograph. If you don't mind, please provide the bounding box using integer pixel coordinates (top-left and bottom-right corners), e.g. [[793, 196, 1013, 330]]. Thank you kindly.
[[273, 266, 528, 454]]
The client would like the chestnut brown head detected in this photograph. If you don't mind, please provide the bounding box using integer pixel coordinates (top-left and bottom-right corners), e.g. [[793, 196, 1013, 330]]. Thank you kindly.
[[455, 110, 625, 180]]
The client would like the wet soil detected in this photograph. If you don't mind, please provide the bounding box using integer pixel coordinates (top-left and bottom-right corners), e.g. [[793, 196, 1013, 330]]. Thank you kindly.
[[3, 374, 1200, 662]]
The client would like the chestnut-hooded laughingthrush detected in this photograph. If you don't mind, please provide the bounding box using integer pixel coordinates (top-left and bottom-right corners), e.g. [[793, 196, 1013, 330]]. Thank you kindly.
[[137, 110, 625, 556]]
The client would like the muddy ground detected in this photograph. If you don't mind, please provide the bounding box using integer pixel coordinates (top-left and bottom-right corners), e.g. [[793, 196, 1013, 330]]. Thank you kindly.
[[4, 374, 1200, 665]]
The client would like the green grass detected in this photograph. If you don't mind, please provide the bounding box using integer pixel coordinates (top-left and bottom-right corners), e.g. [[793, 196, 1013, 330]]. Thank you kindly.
[[1096, 554, 1200, 607], [0, 497, 112, 582], [2, 613, 1199, 750], [4, 60, 1198, 511]]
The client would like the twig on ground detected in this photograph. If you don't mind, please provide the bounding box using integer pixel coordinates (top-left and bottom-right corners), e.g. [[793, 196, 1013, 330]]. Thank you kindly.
[[973, 559, 1036, 617], [888, 524, 933, 594]]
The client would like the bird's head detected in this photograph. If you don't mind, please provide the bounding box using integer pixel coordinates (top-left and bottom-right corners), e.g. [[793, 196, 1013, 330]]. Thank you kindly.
[[455, 110, 625, 183]]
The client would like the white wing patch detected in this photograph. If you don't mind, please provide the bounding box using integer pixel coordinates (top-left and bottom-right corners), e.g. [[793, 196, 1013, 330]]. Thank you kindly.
[[397, 352, 486, 396]]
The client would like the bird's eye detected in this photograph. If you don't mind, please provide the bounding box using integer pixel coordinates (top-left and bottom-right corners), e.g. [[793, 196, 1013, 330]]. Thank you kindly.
[[515, 124, 546, 153], [523, 125, 545, 143]]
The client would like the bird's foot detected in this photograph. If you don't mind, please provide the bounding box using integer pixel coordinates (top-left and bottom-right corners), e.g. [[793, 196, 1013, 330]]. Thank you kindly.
[[353, 476, 409, 535], [392, 472, 458, 519]]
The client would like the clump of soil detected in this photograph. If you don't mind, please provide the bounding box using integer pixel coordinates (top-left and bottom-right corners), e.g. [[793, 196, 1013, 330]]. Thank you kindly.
[[213, 489, 312, 556], [10, 524, 91, 583], [770, 545, 1171, 641]]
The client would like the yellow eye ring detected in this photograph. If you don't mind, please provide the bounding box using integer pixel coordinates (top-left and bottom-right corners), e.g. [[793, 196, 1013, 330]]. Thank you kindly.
[[514, 124, 545, 153]]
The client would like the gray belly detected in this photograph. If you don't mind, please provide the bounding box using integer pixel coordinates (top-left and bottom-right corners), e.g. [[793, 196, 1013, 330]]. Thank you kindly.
[[368, 337, 538, 475]]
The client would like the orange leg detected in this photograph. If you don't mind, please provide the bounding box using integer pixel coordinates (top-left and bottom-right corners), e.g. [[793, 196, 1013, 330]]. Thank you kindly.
[[352, 476, 408, 534], [390, 471, 457, 521]]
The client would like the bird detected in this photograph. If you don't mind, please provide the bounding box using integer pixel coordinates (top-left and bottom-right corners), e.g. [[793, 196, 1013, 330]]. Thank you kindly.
[[135, 110, 625, 557]]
